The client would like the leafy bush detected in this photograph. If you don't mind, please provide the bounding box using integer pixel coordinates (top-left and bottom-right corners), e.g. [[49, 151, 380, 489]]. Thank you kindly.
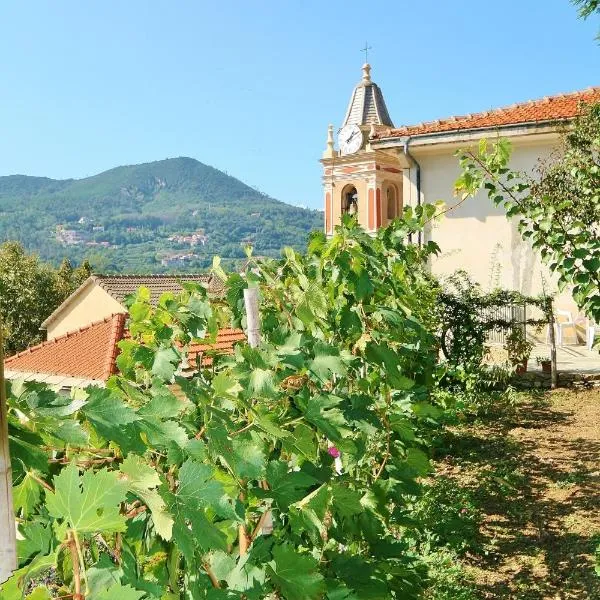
[[3, 214, 444, 599], [406, 477, 481, 555], [421, 549, 479, 600]]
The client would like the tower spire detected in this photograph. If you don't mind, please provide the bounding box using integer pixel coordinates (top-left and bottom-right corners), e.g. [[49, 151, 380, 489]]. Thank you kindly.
[[341, 63, 394, 128]]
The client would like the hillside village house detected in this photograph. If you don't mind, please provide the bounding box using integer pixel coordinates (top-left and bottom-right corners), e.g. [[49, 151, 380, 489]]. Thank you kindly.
[[5, 274, 243, 390], [322, 63, 600, 338], [39, 274, 216, 339]]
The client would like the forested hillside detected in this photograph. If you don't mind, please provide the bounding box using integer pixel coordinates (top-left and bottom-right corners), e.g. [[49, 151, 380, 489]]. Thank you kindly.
[[0, 157, 322, 272]]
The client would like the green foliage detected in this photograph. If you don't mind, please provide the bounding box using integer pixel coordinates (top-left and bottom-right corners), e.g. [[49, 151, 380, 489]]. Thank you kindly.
[[3, 213, 444, 599], [421, 549, 479, 600], [455, 103, 600, 325], [0, 242, 90, 354], [0, 157, 322, 273], [407, 477, 481, 555], [572, 0, 600, 39], [437, 271, 548, 368], [504, 327, 534, 367]]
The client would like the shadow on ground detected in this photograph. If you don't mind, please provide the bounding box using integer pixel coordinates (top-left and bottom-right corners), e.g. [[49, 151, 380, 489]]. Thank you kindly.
[[435, 390, 600, 599]]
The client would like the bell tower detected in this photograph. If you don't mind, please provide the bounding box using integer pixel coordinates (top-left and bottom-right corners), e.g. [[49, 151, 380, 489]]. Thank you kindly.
[[321, 63, 403, 235]]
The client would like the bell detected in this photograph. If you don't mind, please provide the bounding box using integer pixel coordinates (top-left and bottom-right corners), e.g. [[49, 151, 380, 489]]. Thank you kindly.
[[348, 196, 358, 216]]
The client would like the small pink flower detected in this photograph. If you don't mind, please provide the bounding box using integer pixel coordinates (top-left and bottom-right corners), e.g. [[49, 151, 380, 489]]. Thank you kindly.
[[460, 508, 468, 514], [327, 446, 341, 458]]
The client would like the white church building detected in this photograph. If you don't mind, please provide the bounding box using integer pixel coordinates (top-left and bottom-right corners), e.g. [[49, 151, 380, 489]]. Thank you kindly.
[[321, 63, 599, 312]]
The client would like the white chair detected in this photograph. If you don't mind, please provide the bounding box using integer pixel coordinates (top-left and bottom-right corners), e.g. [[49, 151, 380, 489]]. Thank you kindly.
[[586, 319, 598, 351], [574, 316, 598, 351], [546, 309, 575, 347]]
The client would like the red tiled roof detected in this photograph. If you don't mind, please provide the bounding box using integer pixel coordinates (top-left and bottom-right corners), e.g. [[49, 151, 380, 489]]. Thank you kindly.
[[5, 314, 126, 382], [187, 329, 247, 367], [5, 317, 246, 382], [378, 87, 600, 138]]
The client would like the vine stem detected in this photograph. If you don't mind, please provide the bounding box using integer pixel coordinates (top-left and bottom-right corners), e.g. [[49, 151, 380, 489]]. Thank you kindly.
[[67, 531, 83, 600], [72, 529, 88, 596], [203, 562, 221, 588], [29, 471, 54, 493]]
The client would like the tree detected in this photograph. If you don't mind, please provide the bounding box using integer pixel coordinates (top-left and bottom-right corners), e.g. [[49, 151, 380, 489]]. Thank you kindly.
[[572, 0, 600, 39], [0, 243, 91, 355], [455, 102, 600, 325]]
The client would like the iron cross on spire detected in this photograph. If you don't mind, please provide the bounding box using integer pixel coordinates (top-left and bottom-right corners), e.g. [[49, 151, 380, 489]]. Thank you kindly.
[[361, 41, 372, 63]]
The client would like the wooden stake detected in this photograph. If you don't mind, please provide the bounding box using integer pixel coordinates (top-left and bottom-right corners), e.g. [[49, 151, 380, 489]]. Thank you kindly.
[[0, 317, 17, 583], [243, 287, 261, 348], [241, 287, 273, 547], [547, 300, 558, 389]]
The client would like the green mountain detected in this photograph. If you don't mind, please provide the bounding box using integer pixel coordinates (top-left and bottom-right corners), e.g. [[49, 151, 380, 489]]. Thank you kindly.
[[0, 157, 323, 272]]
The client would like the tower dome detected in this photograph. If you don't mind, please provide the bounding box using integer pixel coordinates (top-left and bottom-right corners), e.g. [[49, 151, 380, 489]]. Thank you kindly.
[[341, 63, 394, 128]]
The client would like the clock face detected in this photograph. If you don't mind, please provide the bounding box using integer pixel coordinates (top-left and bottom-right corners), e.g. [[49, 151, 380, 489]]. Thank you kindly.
[[338, 124, 363, 155]]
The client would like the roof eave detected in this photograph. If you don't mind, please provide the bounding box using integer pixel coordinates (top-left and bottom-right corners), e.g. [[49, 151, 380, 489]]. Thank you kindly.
[[4, 369, 105, 389], [372, 118, 571, 149]]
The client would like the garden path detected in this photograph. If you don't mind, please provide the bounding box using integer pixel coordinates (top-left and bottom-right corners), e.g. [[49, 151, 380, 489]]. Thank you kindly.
[[437, 388, 600, 598]]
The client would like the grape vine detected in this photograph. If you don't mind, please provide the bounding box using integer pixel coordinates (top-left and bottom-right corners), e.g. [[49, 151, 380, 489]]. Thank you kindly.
[[3, 211, 443, 599]]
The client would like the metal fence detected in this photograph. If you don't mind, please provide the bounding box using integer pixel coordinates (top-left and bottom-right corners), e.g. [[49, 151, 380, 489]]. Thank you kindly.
[[480, 303, 526, 345]]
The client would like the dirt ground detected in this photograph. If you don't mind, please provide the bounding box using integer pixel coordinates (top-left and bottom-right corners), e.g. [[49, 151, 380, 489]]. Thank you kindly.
[[436, 388, 600, 599]]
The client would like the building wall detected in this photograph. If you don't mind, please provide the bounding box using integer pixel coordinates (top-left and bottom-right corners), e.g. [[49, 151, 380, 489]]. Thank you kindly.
[[46, 283, 126, 339], [409, 137, 576, 312]]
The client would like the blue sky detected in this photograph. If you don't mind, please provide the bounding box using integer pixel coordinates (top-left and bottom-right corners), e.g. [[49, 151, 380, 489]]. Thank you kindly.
[[0, 1, 597, 209]]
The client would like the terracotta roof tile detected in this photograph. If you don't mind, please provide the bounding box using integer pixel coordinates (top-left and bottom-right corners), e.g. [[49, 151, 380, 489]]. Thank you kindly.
[[5, 319, 246, 383], [187, 329, 246, 367], [5, 314, 126, 381], [377, 87, 600, 138]]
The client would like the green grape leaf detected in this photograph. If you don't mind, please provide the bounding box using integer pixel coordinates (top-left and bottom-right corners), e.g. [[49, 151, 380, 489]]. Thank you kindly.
[[264, 461, 319, 509], [248, 368, 276, 397], [308, 343, 347, 381], [120, 455, 173, 541], [45, 464, 128, 534], [152, 347, 180, 381], [13, 472, 42, 518], [267, 544, 325, 600], [25, 587, 52, 599], [331, 484, 363, 518], [17, 521, 52, 565], [8, 430, 50, 474], [177, 459, 240, 521], [364, 342, 414, 390], [138, 388, 185, 420], [295, 282, 328, 324], [207, 423, 265, 481], [137, 418, 189, 451], [303, 395, 348, 442], [93, 582, 146, 600], [230, 438, 266, 480], [281, 423, 317, 462], [81, 388, 140, 442], [54, 419, 89, 445], [212, 372, 243, 397]]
